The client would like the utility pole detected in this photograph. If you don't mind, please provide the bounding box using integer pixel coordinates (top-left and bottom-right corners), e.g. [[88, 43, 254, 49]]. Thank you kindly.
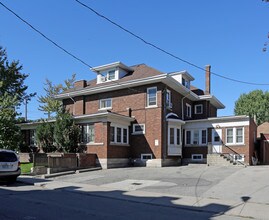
[[24, 96, 30, 122]]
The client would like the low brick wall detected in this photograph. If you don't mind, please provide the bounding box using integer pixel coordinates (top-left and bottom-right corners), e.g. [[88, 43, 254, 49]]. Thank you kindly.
[[32, 153, 97, 174], [77, 153, 96, 168], [33, 153, 48, 167]]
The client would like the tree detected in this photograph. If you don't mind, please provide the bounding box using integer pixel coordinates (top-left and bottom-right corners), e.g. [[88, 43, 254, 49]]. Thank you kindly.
[[38, 74, 76, 119], [0, 46, 34, 150], [35, 120, 55, 153], [0, 47, 35, 105], [234, 90, 269, 125], [53, 108, 80, 153], [0, 93, 21, 150]]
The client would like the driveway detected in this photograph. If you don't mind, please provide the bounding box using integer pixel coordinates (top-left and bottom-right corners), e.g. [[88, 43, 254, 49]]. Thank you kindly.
[[18, 164, 269, 219], [55, 164, 244, 198]]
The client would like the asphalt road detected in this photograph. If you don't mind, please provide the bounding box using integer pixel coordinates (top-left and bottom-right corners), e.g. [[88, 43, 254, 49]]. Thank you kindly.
[[0, 180, 245, 220]]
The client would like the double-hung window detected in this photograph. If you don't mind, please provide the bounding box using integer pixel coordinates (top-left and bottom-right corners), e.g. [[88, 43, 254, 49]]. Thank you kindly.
[[186, 103, 192, 118], [195, 104, 203, 114], [82, 124, 95, 143], [99, 98, 112, 110], [107, 70, 115, 80], [166, 90, 172, 108], [147, 87, 157, 107], [185, 129, 207, 146], [169, 127, 181, 146], [226, 127, 244, 145], [110, 125, 129, 144]]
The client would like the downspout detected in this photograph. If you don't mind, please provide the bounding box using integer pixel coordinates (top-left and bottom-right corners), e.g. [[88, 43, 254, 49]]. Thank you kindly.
[[163, 87, 168, 162]]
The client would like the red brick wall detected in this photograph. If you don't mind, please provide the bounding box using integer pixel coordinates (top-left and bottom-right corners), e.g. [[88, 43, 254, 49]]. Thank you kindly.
[[183, 147, 208, 158], [222, 125, 252, 164], [108, 145, 131, 158], [74, 96, 84, 115]]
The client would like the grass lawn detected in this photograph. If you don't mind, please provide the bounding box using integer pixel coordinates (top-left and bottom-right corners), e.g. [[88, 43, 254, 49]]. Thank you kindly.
[[20, 163, 33, 174]]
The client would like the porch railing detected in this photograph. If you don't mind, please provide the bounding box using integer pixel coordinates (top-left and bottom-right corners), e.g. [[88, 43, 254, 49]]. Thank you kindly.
[[207, 142, 246, 166]]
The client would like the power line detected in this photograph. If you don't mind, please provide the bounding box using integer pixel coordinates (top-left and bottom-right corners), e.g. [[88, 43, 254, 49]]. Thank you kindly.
[[0, 1, 142, 95], [0, 1, 92, 69], [74, 0, 269, 86]]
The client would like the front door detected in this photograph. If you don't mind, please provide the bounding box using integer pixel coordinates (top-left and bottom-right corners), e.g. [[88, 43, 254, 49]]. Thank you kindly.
[[212, 129, 222, 153]]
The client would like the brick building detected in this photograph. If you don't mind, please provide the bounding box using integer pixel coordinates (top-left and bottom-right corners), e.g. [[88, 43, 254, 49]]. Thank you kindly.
[[21, 62, 257, 168]]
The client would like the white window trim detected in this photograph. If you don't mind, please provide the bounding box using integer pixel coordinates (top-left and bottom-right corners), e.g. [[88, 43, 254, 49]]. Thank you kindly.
[[82, 124, 95, 144], [192, 154, 203, 161], [110, 125, 129, 145], [99, 69, 118, 83], [226, 127, 244, 145], [99, 98, 112, 110], [233, 154, 245, 162], [194, 104, 203, 114], [141, 154, 152, 161], [132, 124, 145, 135], [185, 129, 207, 146], [186, 103, 192, 118], [146, 87, 157, 107], [166, 89, 172, 108], [168, 126, 182, 146]]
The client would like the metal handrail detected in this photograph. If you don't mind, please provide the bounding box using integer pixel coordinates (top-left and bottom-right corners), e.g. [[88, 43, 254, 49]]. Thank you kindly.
[[222, 144, 246, 166], [207, 143, 246, 166]]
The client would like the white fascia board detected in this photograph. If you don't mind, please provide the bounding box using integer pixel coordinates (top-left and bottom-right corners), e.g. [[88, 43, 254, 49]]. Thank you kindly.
[[169, 70, 195, 81], [18, 119, 56, 130], [199, 95, 225, 109], [55, 74, 168, 100], [74, 112, 135, 125], [167, 118, 186, 124], [184, 115, 250, 129], [90, 61, 133, 72]]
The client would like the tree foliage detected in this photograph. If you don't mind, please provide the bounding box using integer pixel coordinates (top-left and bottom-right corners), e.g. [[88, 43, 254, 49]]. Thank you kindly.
[[0, 47, 35, 105], [0, 46, 34, 150], [35, 120, 55, 153], [53, 109, 80, 153], [35, 109, 80, 153], [234, 90, 269, 125], [0, 93, 21, 150], [38, 74, 76, 118]]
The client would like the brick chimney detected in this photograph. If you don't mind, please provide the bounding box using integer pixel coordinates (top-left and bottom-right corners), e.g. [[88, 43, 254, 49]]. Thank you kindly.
[[205, 65, 211, 94], [74, 80, 87, 88]]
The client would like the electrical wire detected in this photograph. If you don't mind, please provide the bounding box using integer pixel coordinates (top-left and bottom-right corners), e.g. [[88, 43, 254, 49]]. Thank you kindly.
[[0, 1, 144, 95], [0, 1, 92, 69], [74, 0, 269, 86]]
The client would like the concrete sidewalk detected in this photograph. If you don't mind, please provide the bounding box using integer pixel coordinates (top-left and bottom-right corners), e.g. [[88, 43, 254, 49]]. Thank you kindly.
[[19, 175, 269, 220]]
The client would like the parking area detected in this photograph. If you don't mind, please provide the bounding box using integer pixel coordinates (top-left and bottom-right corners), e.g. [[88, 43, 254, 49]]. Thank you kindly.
[[55, 164, 245, 198]]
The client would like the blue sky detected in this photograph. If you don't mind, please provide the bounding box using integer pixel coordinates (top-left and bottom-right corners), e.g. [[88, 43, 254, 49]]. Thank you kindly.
[[0, 0, 269, 120]]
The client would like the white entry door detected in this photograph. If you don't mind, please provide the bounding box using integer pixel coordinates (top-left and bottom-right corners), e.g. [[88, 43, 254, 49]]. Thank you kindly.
[[212, 129, 222, 153]]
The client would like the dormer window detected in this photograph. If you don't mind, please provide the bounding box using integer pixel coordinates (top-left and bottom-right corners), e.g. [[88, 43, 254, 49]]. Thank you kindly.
[[92, 62, 133, 84], [107, 70, 115, 80], [182, 78, 190, 89], [100, 69, 116, 83]]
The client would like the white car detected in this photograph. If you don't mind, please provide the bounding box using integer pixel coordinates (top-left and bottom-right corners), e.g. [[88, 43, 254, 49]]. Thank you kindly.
[[0, 149, 21, 182]]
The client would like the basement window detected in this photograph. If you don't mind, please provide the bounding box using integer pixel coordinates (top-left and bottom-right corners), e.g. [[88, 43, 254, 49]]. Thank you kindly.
[[141, 154, 152, 160], [192, 154, 203, 161]]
